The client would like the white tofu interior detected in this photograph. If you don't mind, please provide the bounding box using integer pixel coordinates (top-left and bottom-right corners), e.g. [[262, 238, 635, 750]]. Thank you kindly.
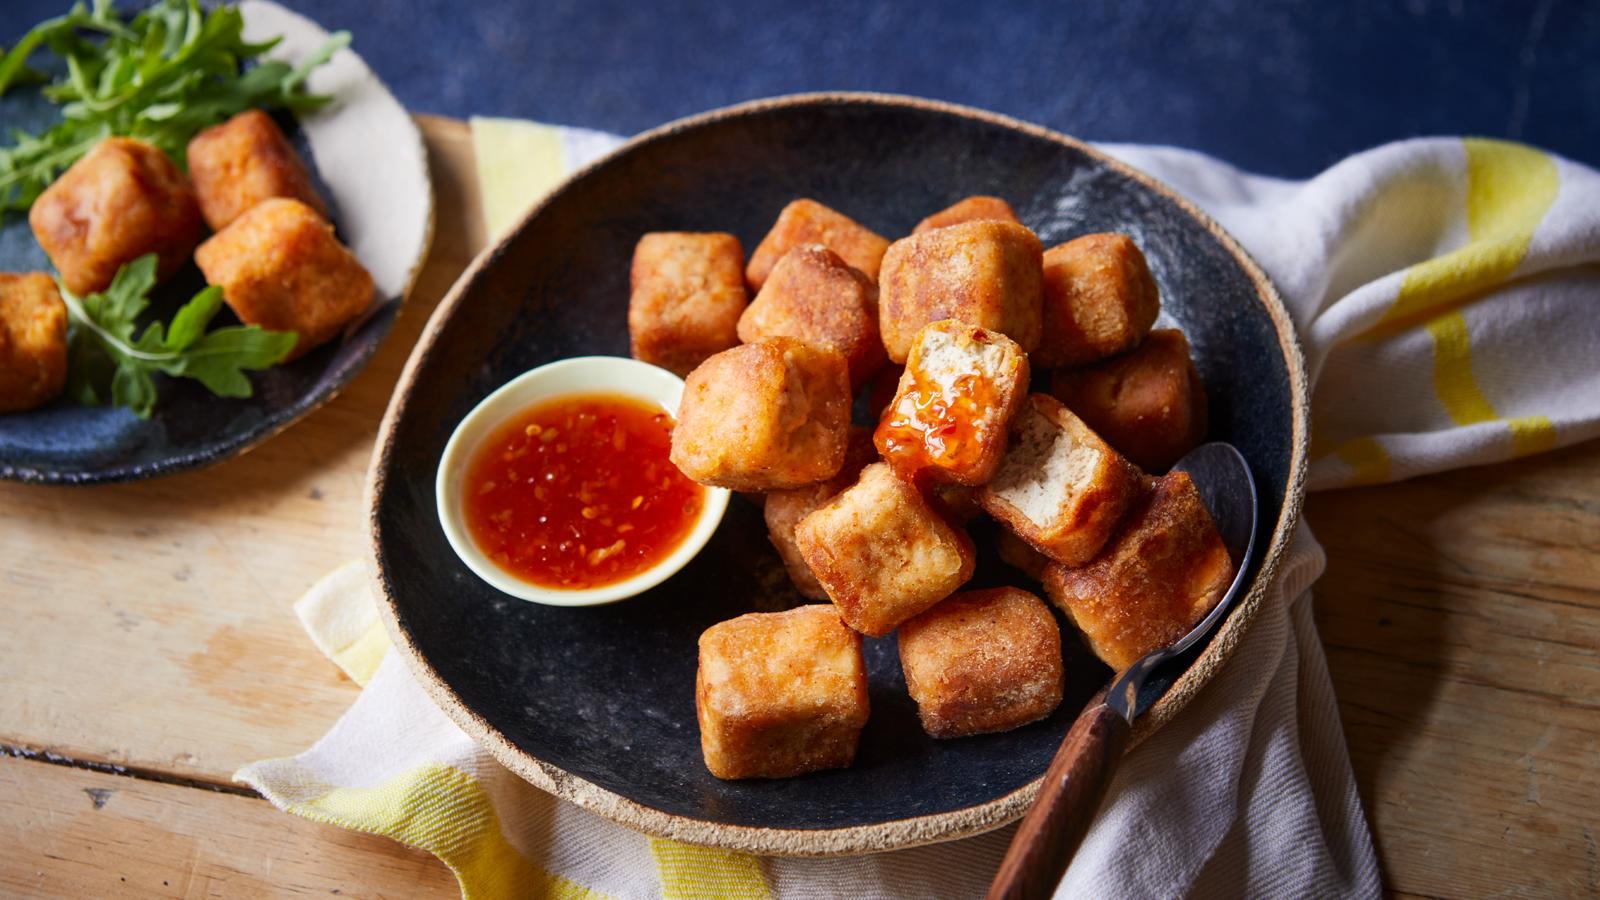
[[915, 325, 1011, 395], [987, 404, 1101, 525]]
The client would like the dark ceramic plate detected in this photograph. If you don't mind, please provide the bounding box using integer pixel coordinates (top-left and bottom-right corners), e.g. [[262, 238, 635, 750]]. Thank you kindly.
[[370, 94, 1308, 855], [0, 2, 431, 484]]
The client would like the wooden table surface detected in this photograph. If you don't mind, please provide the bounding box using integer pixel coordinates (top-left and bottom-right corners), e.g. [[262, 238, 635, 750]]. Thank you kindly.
[[3, 116, 1596, 899]]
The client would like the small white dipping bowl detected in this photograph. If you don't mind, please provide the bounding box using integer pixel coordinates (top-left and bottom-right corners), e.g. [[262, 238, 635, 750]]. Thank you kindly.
[[436, 356, 729, 606]]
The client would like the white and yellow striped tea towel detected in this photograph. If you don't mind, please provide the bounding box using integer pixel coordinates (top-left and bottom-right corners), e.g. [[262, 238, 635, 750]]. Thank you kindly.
[[237, 120, 1600, 898]]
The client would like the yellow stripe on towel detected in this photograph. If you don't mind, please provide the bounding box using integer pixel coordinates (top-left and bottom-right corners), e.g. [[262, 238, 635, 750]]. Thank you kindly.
[[290, 763, 610, 900], [648, 838, 771, 899], [1331, 436, 1392, 487], [471, 116, 571, 240]]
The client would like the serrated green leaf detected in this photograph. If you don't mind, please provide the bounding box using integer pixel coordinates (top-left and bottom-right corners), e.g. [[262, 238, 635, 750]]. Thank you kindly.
[[110, 361, 157, 416], [163, 285, 223, 351]]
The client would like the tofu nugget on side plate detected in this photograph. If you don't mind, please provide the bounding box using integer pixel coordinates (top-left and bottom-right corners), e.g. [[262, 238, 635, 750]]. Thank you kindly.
[[737, 244, 884, 392], [697, 605, 870, 780], [0, 272, 68, 413], [186, 109, 328, 231], [746, 199, 890, 291], [669, 338, 851, 491], [795, 462, 975, 636], [899, 587, 1064, 738], [1044, 470, 1236, 671], [629, 231, 748, 377]]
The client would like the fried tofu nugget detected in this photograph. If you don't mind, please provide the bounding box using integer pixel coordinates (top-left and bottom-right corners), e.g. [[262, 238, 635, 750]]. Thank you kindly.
[[737, 244, 885, 392], [997, 529, 1051, 581], [899, 587, 1064, 738], [746, 199, 890, 291], [1035, 233, 1160, 367], [878, 220, 1043, 364], [697, 605, 870, 779], [795, 462, 976, 636], [875, 320, 1029, 486], [1044, 471, 1236, 671], [764, 427, 878, 600], [186, 109, 328, 231], [978, 394, 1144, 567], [0, 272, 68, 413], [629, 232, 748, 377], [912, 195, 1021, 234], [194, 198, 374, 361], [1051, 328, 1208, 472], [670, 338, 851, 491], [30, 137, 202, 295]]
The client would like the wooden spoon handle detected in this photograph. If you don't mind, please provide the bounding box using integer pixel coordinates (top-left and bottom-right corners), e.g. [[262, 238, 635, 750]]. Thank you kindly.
[[985, 699, 1132, 900]]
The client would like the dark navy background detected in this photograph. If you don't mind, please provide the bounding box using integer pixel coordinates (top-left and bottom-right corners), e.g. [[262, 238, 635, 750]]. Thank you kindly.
[[8, 1, 1599, 176]]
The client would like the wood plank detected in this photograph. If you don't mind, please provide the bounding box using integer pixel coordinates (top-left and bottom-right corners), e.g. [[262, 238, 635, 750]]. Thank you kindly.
[[1306, 438, 1600, 899], [0, 115, 483, 786], [0, 754, 454, 898]]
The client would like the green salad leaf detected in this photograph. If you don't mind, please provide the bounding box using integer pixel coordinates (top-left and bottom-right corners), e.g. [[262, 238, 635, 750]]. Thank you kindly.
[[61, 254, 297, 417], [0, 0, 350, 213]]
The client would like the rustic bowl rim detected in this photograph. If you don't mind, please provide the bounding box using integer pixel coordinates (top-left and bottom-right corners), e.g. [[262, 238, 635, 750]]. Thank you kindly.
[[365, 91, 1310, 857]]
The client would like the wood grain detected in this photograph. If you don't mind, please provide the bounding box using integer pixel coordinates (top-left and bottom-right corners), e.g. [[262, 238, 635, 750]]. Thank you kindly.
[[0, 113, 1596, 897]]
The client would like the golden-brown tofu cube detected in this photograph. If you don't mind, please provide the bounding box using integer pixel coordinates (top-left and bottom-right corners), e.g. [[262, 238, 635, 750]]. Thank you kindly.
[[764, 427, 878, 600], [878, 220, 1043, 363], [912, 195, 1021, 234], [628, 232, 748, 377], [194, 198, 374, 361], [898, 587, 1063, 738], [1035, 233, 1160, 367], [1051, 329, 1208, 472], [1044, 471, 1235, 671], [874, 320, 1029, 486], [696, 605, 870, 779], [670, 338, 851, 490], [0, 272, 68, 413], [997, 529, 1051, 581], [187, 109, 327, 231], [29, 137, 202, 295], [746, 199, 890, 291], [737, 244, 885, 392], [795, 462, 975, 636], [978, 394, 1144, 567]]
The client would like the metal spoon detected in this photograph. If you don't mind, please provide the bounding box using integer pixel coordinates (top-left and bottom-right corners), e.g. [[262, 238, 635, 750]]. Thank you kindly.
[[986, 442, 1259, 900]]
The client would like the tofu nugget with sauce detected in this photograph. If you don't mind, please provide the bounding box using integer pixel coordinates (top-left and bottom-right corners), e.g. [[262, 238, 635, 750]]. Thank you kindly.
[[629, 232, 748, 377], [746, 199, 890, 291], [1044, 471, 1236, 671], [795, 462, 976, 637], [670, 338, 851, 491], [29, 137, 202, 295], [186, 109, 328, 231], [899, 588, 1063, 738], [875, 320, 1029, 487], [912, 195, 1021, 234], [1035, 233, 1160, 367], [737, 244, 885, 393], [194, 198, 374, 362], [0, 272, 68, 413], [764, 427, 878, 601], [1051, 328, 1208, 472], [878, 220, 1043, 364], [978, 394, 1144, 567], [697, 605, 870, 780]]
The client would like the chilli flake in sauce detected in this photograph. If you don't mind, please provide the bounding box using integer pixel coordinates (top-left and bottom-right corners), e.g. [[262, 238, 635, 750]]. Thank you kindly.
[[463, 393, 705, 589]]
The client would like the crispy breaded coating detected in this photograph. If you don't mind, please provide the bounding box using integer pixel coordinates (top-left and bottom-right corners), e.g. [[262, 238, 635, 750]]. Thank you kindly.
[[194, 198, 374, 362], [746, 199, 890, 291], [737, 244, 885, 392], [764, 427, 878, 600], [186, 109, 327, 231], [978, 394, 1144, 567], [878, 220, 1043, 363], [795, 462, 975, 636], [0, 272, 68, 413], [30, 137, 202, 295], [629, 232, 748, 377], [1044, 471, 1235, 671], [696, 605, 870, 779], [912, 195, 1021, 234], [1035, 233, 1160, 367], [1051, 328, 1208, 472], [875, 320, 1029, 486], [898, 587, 1064, 738], [670, 338, 851, 490]]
